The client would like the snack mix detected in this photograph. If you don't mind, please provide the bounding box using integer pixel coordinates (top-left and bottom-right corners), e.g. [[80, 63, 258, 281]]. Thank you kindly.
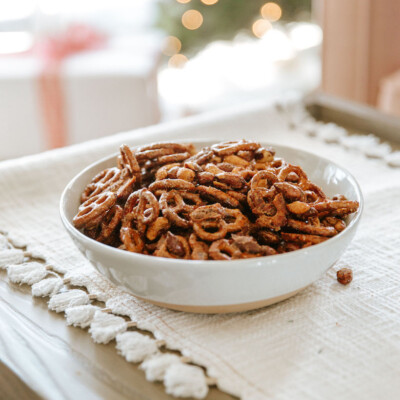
[[73, 140, 359, 260]]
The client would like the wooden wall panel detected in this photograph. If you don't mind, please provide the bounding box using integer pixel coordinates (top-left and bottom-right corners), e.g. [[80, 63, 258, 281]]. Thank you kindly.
[[318, 0, 400, 106]]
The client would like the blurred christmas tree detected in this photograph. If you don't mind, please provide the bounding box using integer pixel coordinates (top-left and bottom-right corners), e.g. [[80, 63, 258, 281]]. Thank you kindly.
[[156, 0, 311, 58]]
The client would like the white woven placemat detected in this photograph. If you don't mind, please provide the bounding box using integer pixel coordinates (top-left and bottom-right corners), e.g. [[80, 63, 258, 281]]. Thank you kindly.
[[1, 98, 400, 400]]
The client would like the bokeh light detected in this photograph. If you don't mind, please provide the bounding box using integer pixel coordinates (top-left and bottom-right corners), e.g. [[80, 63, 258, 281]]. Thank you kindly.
[[201, 0, 218, 5], [252, 19, 272, 38], [168, 54, 189, 68], [182, 9, 203, 30], [261, 2, 282, 22], [176, 0, 191, 4], [162, 36, 182, 56]]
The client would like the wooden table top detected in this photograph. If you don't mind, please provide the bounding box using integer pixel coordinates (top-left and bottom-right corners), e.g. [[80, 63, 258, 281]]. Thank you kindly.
[[0, 271, 236, 400]]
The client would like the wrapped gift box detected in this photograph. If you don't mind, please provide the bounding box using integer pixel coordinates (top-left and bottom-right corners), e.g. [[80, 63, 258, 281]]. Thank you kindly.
[[0, 33, 162, 159]]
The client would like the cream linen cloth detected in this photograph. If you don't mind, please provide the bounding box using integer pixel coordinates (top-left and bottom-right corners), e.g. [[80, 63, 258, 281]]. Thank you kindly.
[[1, 99, 400, 400]]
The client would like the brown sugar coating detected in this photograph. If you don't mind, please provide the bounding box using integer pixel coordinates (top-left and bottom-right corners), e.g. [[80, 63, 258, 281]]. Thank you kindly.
[[73, 140, 359, 260]]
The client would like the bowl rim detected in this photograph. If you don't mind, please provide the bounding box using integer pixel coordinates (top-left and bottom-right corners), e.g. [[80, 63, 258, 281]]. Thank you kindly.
[[60, 141, 364, 269]]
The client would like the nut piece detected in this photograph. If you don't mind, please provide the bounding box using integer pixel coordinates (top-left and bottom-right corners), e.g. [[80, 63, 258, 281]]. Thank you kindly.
[[176, 167, 196, 182], [336, 268, 353, 285]]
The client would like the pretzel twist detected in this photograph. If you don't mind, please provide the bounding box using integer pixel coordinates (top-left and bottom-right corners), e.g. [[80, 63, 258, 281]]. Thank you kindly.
[[81, 167, 121, 203], [74, 192, 117, 229]]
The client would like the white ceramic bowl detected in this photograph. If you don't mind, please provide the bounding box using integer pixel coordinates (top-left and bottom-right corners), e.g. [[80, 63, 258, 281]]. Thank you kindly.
[[60, 141, 363, 313]]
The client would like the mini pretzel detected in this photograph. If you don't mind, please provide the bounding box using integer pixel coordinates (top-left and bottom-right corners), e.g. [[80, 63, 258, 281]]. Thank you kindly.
[[196, 185, 240, 208], [274, 182, 305, 202], [212, 181, 230, 191], [189, 234, 209, 260], [123, 189, 159, 233], [81, 167, 121, 203], [277, 241, 302, 253], [250, 170, 278, 189], [281, 232, 328, 245], [226, 190, 247, 204], [268, 158, 286, 171], [159, 152, 191, 165], [186, 148, 213, 165], [160, 190, 203, 212], [190, 204, 228, 241], [113, 174, 137, 200], [149, 179, 196, 193], [119, 144, 140, 176], [302, 182, 327, 203], [278, 165, 308, 185], [83, 226, 99, 240], [136, 142, 191, 153], [247, 187, 278, 215], [286, 218, 337, 237], [73, 191, 117, 229], [120, 227, 145, 253], [97, 205, 123, 242], [256, 229, 281, 245], [160, 190, 203, 228], [136, 190, 159, 225], [135, 148, 175, 162], [190, 204, 247, 240], [255, 193, 287, 230], [154, 232, 191, 259], [190, 203, 225, 221], [209, 239, 242, 260], [211, 140, 260, 156], [314, 200, 359, 213], [223, 208, 249, 233], [146, 217, 170, 241], [320, 207, 359, 217], [193, 218, 228, 241]]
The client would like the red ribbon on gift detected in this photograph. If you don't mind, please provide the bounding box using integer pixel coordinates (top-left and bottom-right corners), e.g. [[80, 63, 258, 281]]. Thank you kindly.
[[32, 25, 105, 149]]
